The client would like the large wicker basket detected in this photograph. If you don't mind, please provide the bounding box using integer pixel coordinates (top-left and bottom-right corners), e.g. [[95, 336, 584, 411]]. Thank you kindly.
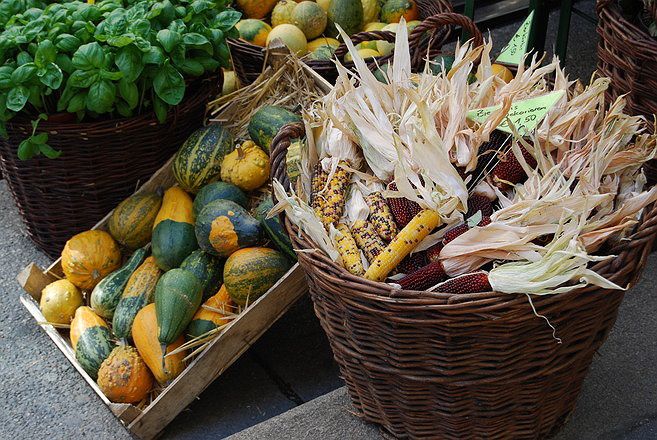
[[0, 74, 221, 259], [228, 0, 453, 86], [270, 119, 657, 438]]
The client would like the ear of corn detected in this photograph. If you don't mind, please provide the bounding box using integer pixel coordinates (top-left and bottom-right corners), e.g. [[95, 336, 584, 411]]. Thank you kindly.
[[365, 191, 398, 241], [396, 251, 427, 275], [491, 145, 537, 190], [386, 182, 422, 229], [351, 219, 386, 263], [317, 161, 352, 227], [364, 209, 441, 282], [442, 216, 491, 245], [426, 242, 444, 263], [311, 163, 329, 213], [335, 223, 365, 276], [398, 261, 447, 290], [433, 272, 492, 294], [466, 194, 494, 218]]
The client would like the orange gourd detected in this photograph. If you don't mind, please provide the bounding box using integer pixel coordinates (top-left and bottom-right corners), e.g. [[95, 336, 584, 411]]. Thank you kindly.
[[61, 230, 122, 290], [132, 304, 186, 385], [97, 345, 153, 404]]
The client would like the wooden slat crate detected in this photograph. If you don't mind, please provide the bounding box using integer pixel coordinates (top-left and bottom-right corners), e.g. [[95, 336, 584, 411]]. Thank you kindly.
[[16, 57, 331, 440]]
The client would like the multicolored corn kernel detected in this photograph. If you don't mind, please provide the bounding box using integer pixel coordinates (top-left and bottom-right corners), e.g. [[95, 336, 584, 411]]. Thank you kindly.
[[466, 194, 494, 218], [442, 216, 491, 245], [433, 272, 492, 294], [335, 223, 365, 276], [318, 161, 352, 227], [364, 209, 441, 282], [351, 219, 386, 263], [398, 261, 447, 290], [365, 191, 398, 241], [311, 163, 328, 212], [396, 251, 428, 275], [386, 182, 422, 228], [491, 145, 537, 190], [426, 242, 444, 264]]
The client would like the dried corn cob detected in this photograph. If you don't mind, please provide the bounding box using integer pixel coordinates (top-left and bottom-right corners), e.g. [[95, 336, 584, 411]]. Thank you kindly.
[[426, 242, 444, 263], [433, 272, 492, 294], [351, 219, 386, 263], [311, 163, 328, 211], [466, 194, 494, 218], [491, 145, 537, 190], [365, 191, 398, 241], [396, 251, 427, 275], [473, 130, 509, 180], [318, 161, 352, 227], [335, 223, 364, 276], [386, 182, 422, 228], [442, 216, 491, 245], [398, 261, 447, 290], [365, 209, 441, 282]]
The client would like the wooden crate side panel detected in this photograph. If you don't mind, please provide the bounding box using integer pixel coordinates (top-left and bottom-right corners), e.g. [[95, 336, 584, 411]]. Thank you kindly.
[[127, 264, 307, 440]]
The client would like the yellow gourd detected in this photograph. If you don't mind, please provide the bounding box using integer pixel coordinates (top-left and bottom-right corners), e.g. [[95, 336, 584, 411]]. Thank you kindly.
[[40, 279, 83, 324], [61, 230, 122, 291], [153, 187, 194, 228], [97, 345, 154, 404], [220, 141, 271, 191]]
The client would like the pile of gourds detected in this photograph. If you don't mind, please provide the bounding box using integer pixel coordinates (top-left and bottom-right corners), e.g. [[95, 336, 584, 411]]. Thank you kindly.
[[38, 107, 299, 404]]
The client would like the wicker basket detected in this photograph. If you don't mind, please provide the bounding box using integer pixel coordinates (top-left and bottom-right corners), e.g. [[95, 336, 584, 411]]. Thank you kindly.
[[228, 0, 453, 86], [270, 119, 657, 438], [0, 74, 221, 259]]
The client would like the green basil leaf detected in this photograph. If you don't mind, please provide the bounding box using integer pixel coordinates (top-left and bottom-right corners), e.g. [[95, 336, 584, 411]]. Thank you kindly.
[[212, 9, 241, 33], [115, 46, 144, 82], [57, 83, 76, 111], [115, 99, 133, 118], [38, 63, 63, 89], [182, 33, 209, 46], [118, 78, 139, 109], [17, 51, 33, 66], [153, 63, 184, 105], [34, 40, 56, 68], [0, 122, 7, 139], [216, 41, 230, 68], [86, 79, 115, 113], [168, 19, 186, 34], [157, 29, 180, 53], [129, 19, 151, 37], [22, 19, 46, 42], [105, 9, 127, 34], [175, 6, 186, 17], [171, 44, 186, 66], [56, 53, 74, 74], [191, 0, 214, 14], [107, 34, 135, 48], [143, 46, 165, 65], [100, 70, 123, 81], [0, 70, 11, 88], [17, 139, 37, 160], [32, 133, 48, 144], [152, 94, 167, 124], [196, 56, 220, 72], [55, 34, 82, 53], [67, 91, 87, 113], [39, 143, 62, 159], [11, 63, 37, 84], [134, 36, 151, 51], [180, 59, 204, 77], [72, 42, 105, 70], [69, 70, 98, 88]]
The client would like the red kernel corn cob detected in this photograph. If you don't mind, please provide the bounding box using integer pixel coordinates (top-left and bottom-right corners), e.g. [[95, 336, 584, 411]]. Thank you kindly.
[[426, 242, 444, 263], [442, 216, 491, 245], [351, 219, 386, 263], [466, 194, 494, 218], [433, 272, 492, 294], [396, 251, 428, 275], [335, 223, 364, 276], [398, 261, 447, 290], [365, 209, 441, 282], [386, 182, 422, 228], [491, 146, 537, 190], [365, 191, 398, 241]]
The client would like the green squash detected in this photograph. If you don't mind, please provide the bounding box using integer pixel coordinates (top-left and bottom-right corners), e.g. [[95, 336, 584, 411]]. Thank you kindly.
[[70, 306, 115, 381], [155, 268, 203, 345], [90, 247, 148, 319], [152, 219, 199, 271], [192, 181, 248, 218], [326, 0, 363, 37], [195, 199, 262, 257], [254, 196, 295, 261], [180, 250, 225, 301], [247, 106, 301, 153], [108, 192, 162, 250], [224, 247, 291, 307], [172, 124, 234, 194]]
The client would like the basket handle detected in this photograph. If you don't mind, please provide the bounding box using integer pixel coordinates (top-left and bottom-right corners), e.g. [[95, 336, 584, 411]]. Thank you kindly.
[[408, 13, 484, 67], [595, 0, 614, 15], [332, 30, 397, 59], [270, 122, 306, 193]]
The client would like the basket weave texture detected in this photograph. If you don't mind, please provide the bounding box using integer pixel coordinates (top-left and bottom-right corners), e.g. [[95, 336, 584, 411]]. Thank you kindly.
[[0, 74, 221, 259], [271, 121, 657, 439], [228, 0, 453, 86]]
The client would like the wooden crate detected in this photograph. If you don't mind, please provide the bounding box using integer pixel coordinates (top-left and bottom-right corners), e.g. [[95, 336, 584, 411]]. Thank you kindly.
[[17, 59, 331, 440]]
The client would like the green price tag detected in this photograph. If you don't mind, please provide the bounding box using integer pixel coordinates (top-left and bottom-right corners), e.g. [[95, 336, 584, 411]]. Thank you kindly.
[[467, 90, 566, 136], [496, 11, 535, 66]]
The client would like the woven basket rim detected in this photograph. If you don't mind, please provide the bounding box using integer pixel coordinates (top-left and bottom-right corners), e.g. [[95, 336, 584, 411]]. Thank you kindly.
[[271, 121, 657, 307], [597, 0, 657, 55]]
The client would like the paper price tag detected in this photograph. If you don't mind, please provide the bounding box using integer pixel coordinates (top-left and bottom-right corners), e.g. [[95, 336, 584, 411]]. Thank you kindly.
[[496, 11, 534, 66], [467, 90, 566, 136]]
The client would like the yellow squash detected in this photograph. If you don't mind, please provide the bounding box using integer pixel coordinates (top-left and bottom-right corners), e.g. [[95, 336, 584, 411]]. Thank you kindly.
[[153, 187, 194, 228], [220, 141, 271, 191], [61, 230, 122, 291], [40, 279, 83, 324], [236, 0, 278, 19]]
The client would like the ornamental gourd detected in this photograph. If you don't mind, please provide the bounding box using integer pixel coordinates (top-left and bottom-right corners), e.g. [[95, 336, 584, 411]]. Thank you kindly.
[[61, 230, 122, 291], [220, 141, 270, 192], [195, 199, 262, 257], [180, 250, 225, 301], [247, 106, 301, 153], [152, 187, 198, 271], [70, 306, 115, 380], [187, 285, 235, 338], [97, 346, 153, 404], [108, 192, 162, 250], [254, 196, 296, 261], [223, 247, 291, 306], [192, 181, 248, 218], [40, 279, 83, 324], [155, 269, 203, 345], [132, 304, 186, 385]]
